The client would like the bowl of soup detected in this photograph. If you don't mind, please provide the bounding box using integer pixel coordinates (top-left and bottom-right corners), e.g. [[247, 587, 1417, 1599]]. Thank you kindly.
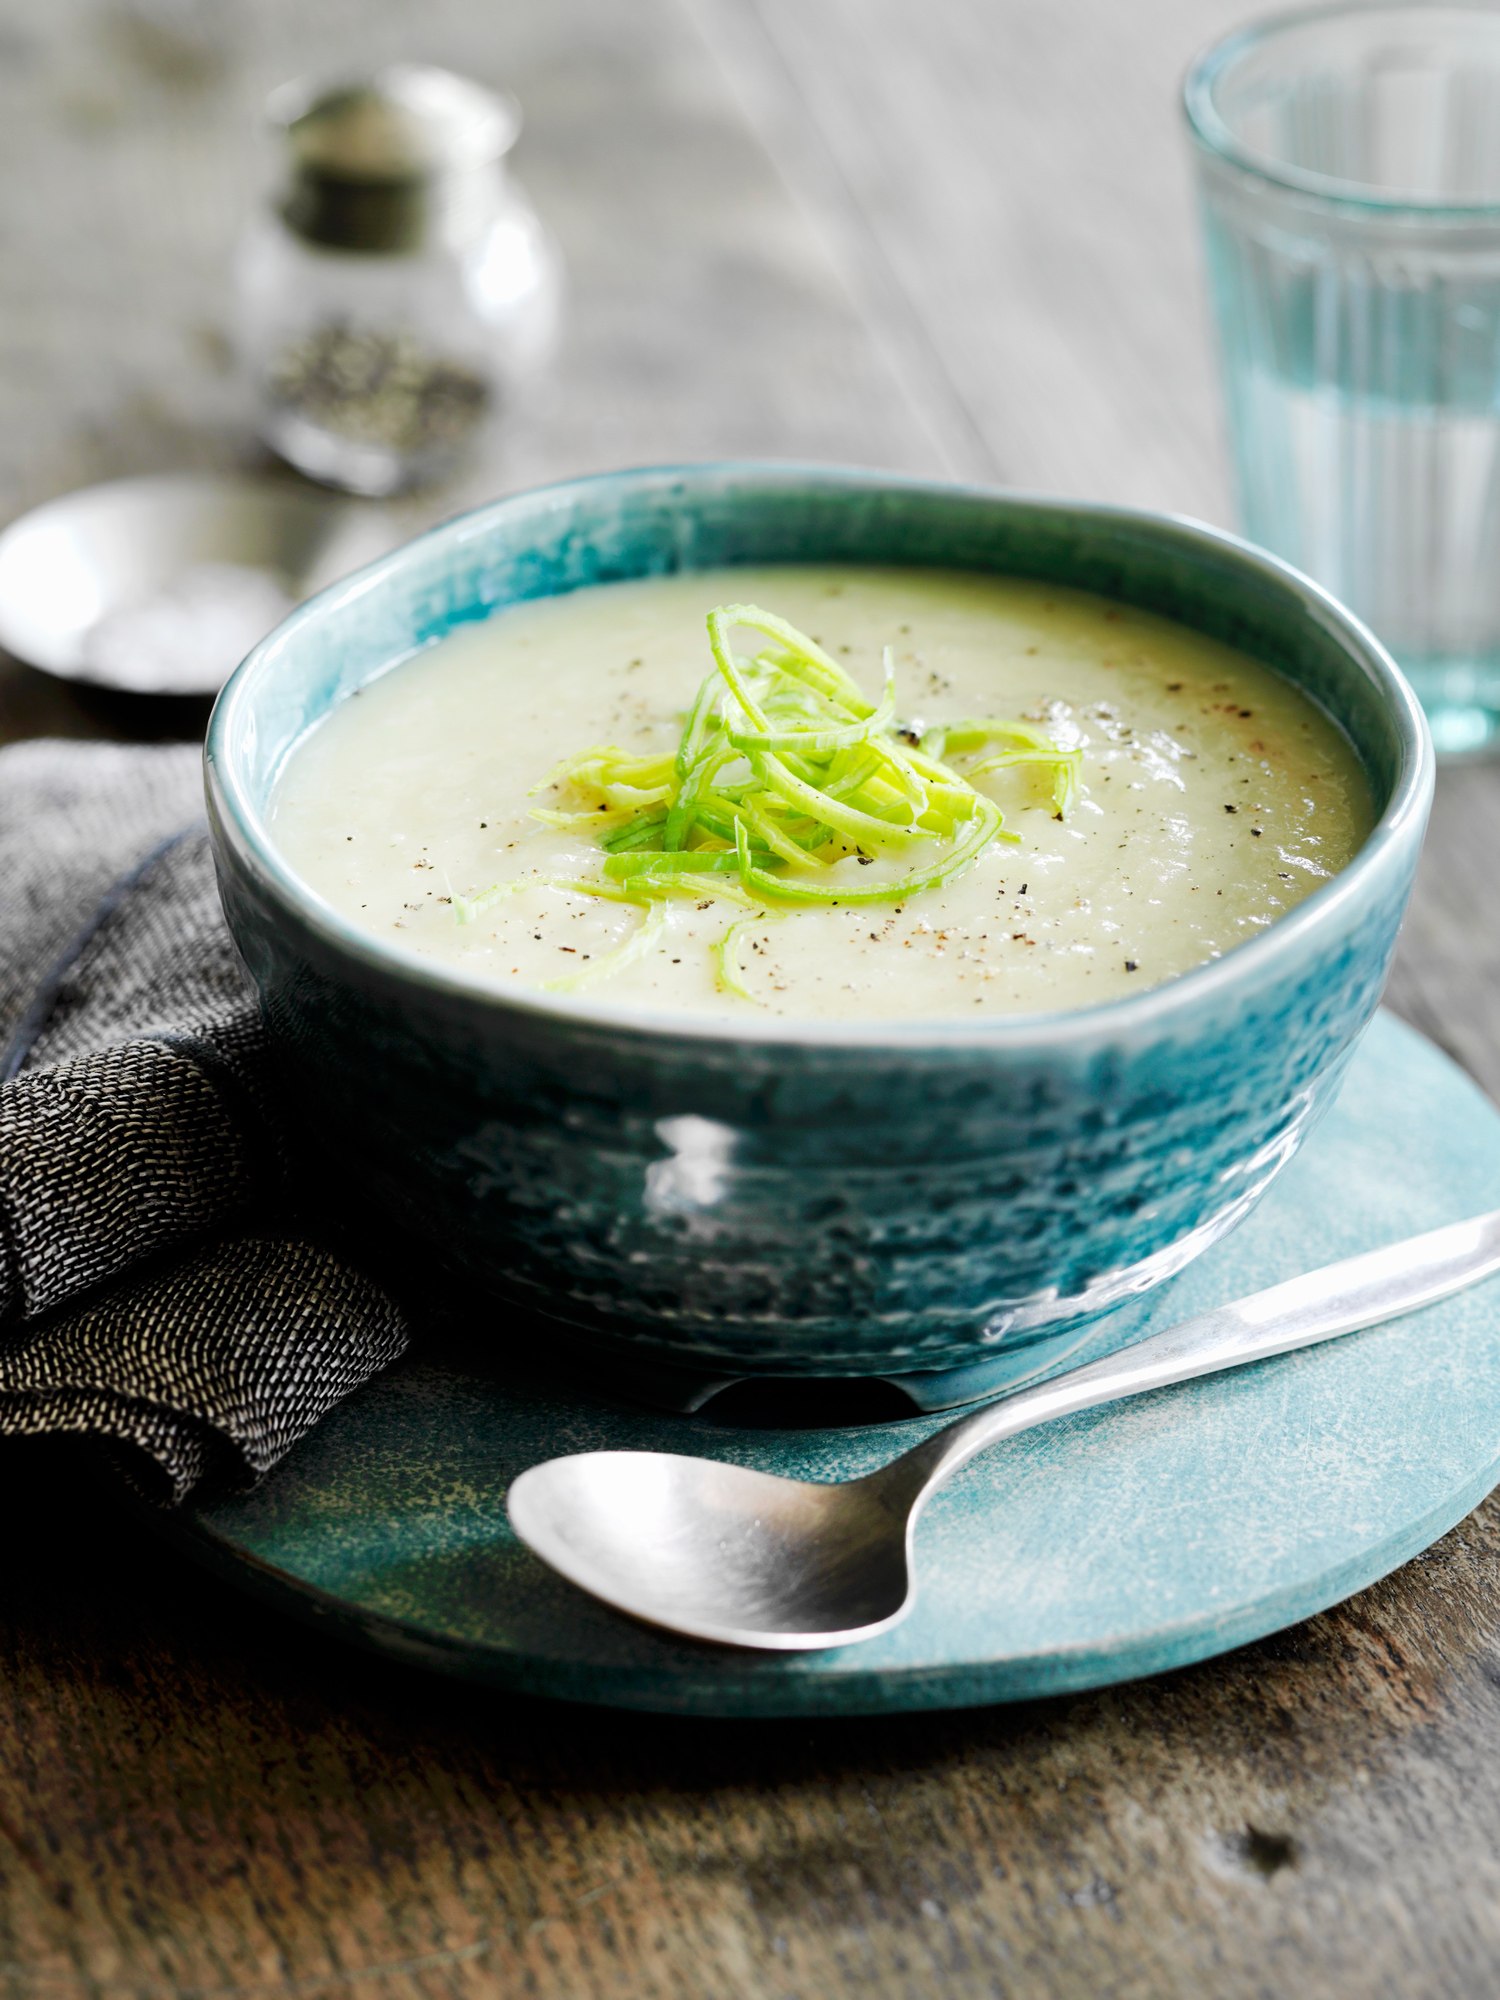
[[205, 464, 1431, 1399]]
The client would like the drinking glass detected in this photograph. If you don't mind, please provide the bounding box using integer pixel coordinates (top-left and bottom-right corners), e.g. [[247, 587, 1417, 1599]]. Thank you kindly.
[[1186, 4, 1500, 756]]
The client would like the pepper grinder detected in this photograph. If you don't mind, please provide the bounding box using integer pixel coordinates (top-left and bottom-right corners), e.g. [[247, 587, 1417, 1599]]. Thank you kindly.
[[234, 65, 561, 496]]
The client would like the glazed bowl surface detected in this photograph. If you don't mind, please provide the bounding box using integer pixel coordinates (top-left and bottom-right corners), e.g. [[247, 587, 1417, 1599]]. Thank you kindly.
[[206, 464, 1432, 1390]]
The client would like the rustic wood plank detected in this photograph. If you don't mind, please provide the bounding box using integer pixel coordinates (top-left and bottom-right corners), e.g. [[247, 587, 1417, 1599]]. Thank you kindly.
[[0, 0, 941, 527], [1, 1452, 1499, 1999], [0, 0, 945, 741], [689, 0, 1249, 519], [1384, 761, 1500, 1105]]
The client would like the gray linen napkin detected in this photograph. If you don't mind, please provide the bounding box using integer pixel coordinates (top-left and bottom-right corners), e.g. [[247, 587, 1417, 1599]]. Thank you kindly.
[[0, 739, 407, 1501]]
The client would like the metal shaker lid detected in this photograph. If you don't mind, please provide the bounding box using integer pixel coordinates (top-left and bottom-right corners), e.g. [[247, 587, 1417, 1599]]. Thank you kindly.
[[267, 64, 521, 253]]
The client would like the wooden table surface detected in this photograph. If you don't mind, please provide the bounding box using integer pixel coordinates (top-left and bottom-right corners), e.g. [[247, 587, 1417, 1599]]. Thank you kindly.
[[5, 1, 1500, 1994]]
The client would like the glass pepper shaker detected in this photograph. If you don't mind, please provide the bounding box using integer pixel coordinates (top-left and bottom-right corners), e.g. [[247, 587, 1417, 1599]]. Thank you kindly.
[[234, 65, 561, 496]]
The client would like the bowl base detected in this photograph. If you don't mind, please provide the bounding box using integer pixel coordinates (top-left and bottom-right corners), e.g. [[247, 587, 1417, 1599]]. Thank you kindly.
[[526, 1312, 1105, 1419]]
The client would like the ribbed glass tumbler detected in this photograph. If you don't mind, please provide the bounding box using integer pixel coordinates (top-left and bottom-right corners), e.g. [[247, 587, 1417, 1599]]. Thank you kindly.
[[1186, 5, 1500, 756]]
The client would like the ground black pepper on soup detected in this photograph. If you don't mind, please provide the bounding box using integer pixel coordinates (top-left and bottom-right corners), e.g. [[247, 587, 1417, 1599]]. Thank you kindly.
[[270, 566, 1374, 1019]]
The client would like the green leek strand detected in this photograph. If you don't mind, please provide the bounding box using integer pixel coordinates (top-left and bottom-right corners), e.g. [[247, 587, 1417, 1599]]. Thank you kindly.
[[457, 602, 1076, 1003]]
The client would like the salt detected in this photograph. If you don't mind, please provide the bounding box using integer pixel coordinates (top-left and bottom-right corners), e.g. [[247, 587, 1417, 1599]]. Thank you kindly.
[[81, 561, 296, 695]]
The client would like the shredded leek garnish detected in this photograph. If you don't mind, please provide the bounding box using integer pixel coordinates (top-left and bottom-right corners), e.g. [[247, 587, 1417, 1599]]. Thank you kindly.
[[458, 604, 1080, 999], [714, 911, 786, 1002]]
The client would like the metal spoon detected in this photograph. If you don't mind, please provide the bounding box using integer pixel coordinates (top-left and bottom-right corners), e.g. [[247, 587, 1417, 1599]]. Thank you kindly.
[[507, 1210, 1500, 1650]]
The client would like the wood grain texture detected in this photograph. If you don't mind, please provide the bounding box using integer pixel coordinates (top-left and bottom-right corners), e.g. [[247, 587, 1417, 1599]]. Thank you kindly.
[[3, 1453, 1500, 1999], [0, 0, 944, 749], [686, 0, 1249, 516], [1, 0, 1500, 1993]]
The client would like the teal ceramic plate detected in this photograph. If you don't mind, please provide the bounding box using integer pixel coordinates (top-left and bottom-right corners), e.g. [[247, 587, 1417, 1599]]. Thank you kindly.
[[161, 1011, 1500, 1717]]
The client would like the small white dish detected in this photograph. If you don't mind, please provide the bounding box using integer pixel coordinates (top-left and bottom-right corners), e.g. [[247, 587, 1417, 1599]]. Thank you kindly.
[[0, 472, 400, 696]]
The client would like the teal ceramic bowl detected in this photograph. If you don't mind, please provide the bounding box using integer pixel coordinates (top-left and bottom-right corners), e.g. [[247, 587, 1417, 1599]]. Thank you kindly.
[[206, 464, 1432, 1394]]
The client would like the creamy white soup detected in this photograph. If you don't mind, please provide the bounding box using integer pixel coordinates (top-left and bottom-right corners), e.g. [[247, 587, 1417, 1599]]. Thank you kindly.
[[270, 566, 1374, 1020]]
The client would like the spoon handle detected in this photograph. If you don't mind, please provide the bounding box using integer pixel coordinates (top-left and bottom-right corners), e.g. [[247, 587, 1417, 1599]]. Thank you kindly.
[[898, 1207, 1500, 1503]]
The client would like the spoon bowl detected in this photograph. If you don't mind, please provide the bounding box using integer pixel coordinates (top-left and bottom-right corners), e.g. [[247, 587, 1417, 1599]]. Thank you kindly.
[[506, 1450, 917, 1647]]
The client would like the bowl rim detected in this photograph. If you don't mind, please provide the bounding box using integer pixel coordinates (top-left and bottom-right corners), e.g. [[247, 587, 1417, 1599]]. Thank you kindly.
[[205, 461, 1433, 1053]]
